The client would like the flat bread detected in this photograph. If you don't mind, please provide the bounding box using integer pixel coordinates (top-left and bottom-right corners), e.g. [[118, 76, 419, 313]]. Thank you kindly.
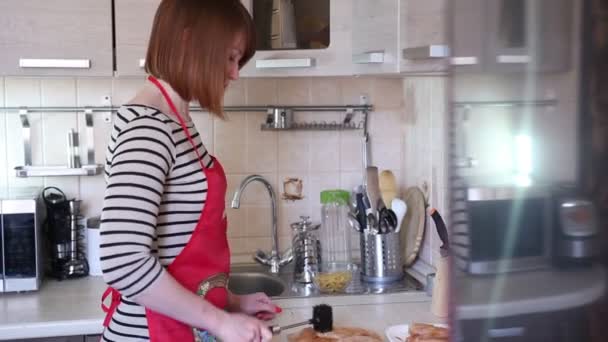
[[288, 327, 383, 342]]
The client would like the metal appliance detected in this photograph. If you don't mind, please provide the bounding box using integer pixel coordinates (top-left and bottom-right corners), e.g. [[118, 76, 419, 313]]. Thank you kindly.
[[552, 190, 598, 265], [0, 188, 44, 292], [291, 216, 321, 284], [452, 184, 554, 274]]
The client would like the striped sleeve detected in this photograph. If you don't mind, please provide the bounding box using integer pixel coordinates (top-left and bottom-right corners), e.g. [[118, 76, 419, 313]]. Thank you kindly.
[[100, 115, 176, 298]]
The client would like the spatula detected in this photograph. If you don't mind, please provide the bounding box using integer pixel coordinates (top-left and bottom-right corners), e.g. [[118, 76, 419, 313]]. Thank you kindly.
[[379, 170, 398, 207]]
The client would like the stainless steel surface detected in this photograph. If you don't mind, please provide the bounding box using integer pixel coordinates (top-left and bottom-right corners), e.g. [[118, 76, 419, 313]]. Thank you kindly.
[[19, 112, 31, 166], [231, 175, 291, 274], [85, 111, 95, 165], [15, 165, 103, 177], [1, 104, 373, 113], [402, 45, 450, 59], [66, 130, 81, 169], [450, 56, 479, 65], [19, 58, 91, 69], [291, 216, 321, 284], [558, 238, 596, 259], [228, 272, 286, 297], [271, 108, 294, 129], [360, 232, 404, 283], [558, 199, 598, 237], [229, 264, 422, 298]]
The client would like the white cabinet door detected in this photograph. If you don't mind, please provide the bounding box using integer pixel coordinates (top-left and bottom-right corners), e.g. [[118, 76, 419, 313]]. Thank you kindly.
[[351, 0, 399, 75], [114, 0, 161, 76], [0, 0, 113, 76], [239, 0, 353, 77], [400, 0, 449, 74], [352, 0, 449, 75]]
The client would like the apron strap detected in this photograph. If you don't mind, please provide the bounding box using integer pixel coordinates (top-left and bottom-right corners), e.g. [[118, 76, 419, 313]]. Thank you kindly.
[[147, 75, 208, 171], [101, 287, 121, 327]]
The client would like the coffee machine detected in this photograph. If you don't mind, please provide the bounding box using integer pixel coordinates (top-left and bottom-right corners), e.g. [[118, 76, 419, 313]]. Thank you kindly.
[[43, 187, 89, 279]]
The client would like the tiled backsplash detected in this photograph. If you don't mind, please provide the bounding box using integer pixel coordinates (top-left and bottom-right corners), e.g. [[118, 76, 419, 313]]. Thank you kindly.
[[0, 76, 410, 261]]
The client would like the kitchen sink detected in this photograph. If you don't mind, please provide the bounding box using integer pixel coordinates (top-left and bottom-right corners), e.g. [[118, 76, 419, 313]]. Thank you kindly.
[[228, 271, 286, 297]]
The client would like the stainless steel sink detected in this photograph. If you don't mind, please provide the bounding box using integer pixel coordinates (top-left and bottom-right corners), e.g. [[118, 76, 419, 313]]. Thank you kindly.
[[228, 272, 286, 297]]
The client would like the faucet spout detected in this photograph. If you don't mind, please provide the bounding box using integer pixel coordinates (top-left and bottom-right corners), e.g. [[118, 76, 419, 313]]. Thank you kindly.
[[231, 175, 287, 273]]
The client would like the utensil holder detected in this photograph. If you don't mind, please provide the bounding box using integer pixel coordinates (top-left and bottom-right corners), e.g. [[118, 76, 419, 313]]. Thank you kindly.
[[360, 231, 403, 283]]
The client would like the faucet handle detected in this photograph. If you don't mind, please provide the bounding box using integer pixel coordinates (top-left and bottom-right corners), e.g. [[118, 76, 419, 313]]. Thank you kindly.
[[253, 249, 271, 266], [279, 247, 294, 266]]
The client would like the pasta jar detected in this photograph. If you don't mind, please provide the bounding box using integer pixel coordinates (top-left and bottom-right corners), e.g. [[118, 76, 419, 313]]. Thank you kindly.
[[319, 189, 353, 271]]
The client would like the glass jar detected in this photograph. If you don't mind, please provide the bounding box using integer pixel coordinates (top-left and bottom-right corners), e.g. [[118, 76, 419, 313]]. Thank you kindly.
[[320, 190, 352, 271]]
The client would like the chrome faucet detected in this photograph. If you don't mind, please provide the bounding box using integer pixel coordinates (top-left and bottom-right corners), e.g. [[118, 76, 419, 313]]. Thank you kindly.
[[231, 175, 293, 273]]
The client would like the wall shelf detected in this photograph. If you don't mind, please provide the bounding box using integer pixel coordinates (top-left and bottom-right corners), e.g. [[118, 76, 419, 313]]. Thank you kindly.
[[15, 165, 103, 178]]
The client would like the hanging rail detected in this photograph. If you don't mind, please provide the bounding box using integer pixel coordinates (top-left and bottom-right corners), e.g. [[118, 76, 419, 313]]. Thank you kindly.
[[0, 104, 373, 113], [452, 99, 558, 108]]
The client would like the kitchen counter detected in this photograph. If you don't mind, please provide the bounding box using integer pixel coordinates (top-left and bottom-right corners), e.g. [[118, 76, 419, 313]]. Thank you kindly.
[[455, 264, 607, 319], [0, 276, 438, 341]]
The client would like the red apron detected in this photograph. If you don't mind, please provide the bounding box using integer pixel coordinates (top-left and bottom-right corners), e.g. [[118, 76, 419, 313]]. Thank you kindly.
[[102, 75, 230, 342]]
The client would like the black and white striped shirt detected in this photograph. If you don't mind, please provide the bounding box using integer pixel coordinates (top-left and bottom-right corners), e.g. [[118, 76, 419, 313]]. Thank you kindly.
[[100, 104, 213, 341]]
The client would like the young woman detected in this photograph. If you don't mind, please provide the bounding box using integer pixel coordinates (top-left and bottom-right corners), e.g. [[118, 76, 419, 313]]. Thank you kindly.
[[100, 1, 276, 341]]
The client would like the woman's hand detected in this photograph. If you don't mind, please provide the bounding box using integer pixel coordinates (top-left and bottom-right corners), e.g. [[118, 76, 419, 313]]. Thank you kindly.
[[215, 312, 273, 342], [229, 292, 282, 320]]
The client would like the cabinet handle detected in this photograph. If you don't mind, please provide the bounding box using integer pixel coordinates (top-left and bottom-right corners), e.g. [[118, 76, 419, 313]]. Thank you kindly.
[[488, 327, 526, 338], [402, 45, 450, 59], [450, 57, 478, 66], [19, 58, 90, 69], [255, 58, 315, 69], [139, 59, 146, 68], [353, 51, 385, 64], [497, 55, 530, 64]]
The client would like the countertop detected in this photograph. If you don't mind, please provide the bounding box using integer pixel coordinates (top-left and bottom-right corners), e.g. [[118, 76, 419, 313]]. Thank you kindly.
[[455, 264, 607, 319], [0, 276, 438, 341]]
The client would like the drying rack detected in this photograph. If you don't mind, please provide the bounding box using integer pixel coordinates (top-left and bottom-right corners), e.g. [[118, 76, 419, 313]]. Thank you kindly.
[[2, 104, 373, 177]]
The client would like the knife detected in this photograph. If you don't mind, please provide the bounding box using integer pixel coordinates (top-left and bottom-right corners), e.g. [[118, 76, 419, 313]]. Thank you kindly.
[[428, 208, 449, 257]]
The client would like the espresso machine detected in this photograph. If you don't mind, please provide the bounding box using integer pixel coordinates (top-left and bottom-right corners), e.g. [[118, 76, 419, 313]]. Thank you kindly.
[[43, 187, 89, 279]]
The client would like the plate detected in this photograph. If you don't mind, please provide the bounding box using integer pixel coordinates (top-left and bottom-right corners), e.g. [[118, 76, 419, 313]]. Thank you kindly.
[[401, 187, 427, 267], [385, 323, 448, 342]]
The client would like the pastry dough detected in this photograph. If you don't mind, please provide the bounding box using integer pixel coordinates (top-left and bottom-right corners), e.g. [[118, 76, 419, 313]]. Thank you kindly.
[[288, 327, 383, 342]]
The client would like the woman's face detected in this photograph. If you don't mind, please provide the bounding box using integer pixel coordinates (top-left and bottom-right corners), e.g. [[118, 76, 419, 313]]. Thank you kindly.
[[225, 32, 245, 88]]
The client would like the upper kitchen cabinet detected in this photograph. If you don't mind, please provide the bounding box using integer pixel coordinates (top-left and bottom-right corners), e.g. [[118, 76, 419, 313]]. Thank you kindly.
[[451, 0, 573, 73], [114, 0, 160, 76], [239, 0, 353, 77], [0, 0, 113, 76], [351, 0, 449, 75]]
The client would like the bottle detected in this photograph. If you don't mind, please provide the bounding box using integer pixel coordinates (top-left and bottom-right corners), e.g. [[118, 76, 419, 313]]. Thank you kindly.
[[320, 190, 352, 270]]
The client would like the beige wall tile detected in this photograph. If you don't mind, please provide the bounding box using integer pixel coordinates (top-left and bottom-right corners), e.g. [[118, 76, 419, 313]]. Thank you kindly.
[[0, 111, 8, 191], [228, 237, 249, 254], [245, 237, 272, 253], [306, 112, 341, 144], [340, 77, 372, 105], [214, 142, 246, 173], [42, 113, 78, 165], [310, 78, 342, 105], [5, 78, 41, 106], [277, 78, 311, 105], [246, 142, 277, 173], [371, 139, 402, 172], [77, 78, 112, 106], [0, 77, 4, 106], [278, 142, 310, 172], [340, 171, 364, 194], [339, 131, 363, 171], [278, 200, 312, 237], [112, 78, 145, 105], [41, 78, 77, 106], [192, 112, 214, 152], [214, 112, 247, 147], [79, 175, 106, 217], [247, 112, 278, 145], [227, 207, 247, 238], [369, 110, 404, 138], [309, 142, 340, 172], [224, 79, 247, 106], [373, 79, 404, 109], [227, 173, 278, 206], [247, 78, 277, 105], [246, 205, 273, 237], [5, 113, 43, 190]]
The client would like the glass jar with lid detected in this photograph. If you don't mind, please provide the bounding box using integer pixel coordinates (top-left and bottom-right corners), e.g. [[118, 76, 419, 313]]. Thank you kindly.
[[319, 189, 353, 271]]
